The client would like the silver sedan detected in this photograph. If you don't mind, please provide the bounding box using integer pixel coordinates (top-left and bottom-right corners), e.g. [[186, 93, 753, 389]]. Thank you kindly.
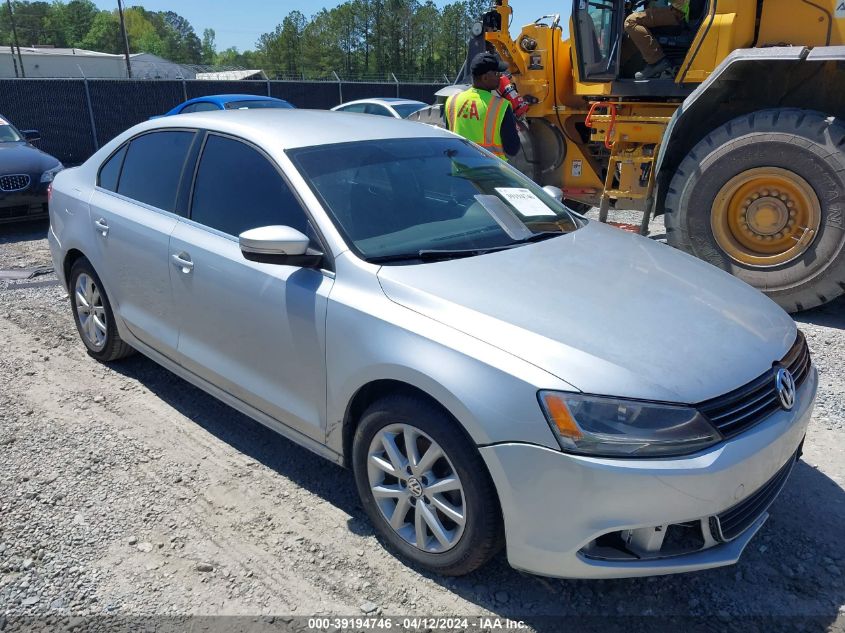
[[48, 110, 817, 578]]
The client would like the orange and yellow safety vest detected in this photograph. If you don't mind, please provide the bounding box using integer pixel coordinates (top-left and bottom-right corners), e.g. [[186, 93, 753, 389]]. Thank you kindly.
[[445, 87, 509, 160]]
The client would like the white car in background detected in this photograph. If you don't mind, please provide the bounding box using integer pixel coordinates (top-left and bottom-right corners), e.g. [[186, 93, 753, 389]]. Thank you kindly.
[[331, 98, 427, 119]]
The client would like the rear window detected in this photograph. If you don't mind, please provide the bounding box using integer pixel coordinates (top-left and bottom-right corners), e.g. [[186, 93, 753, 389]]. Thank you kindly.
[[117, 131, 194, 212], [224, 100, 293, 110], [180, 101, 219, 113], [392, 103, 426, 119]]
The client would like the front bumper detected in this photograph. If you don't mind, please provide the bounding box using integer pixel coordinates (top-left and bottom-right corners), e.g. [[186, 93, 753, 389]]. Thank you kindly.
[[0, 184, 49, 223], [481, 366, 817, 579]]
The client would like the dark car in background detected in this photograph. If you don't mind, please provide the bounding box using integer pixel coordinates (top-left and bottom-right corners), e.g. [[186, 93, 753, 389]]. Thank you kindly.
[[157, 94, 295, 118], [0, 114, 63, 223]]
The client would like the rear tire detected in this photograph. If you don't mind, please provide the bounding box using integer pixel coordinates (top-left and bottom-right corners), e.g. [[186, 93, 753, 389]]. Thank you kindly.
[[352, 394, 503, 576], [665, 109, 845, 312], [69, 257, 134, 362]]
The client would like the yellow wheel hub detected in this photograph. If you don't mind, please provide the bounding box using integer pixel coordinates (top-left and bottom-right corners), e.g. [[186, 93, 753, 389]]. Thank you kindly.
[[711, 168, 821, 267]]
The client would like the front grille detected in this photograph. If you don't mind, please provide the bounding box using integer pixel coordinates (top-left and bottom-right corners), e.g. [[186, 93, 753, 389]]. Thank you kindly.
[[698, 332, 811, 439], [710, 452, 797, 542], [0, 203, 47, 221], [0, 174, 31, 192]]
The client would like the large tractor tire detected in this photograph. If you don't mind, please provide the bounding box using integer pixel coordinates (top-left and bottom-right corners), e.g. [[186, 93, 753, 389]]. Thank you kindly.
[[665, 109, 845, 313]]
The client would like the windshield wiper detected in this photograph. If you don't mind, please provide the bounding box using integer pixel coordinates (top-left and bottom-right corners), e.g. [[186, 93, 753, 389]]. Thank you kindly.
[[366, 233, 568, 264], [513, 230, 567, 244], [366, 245, 515, 264]]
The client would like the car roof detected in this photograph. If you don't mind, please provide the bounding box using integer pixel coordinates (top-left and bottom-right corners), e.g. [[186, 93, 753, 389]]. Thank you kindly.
[[131, 109, 454, 151], [182, 94, 288, 106], [338, 98, 427, 107]]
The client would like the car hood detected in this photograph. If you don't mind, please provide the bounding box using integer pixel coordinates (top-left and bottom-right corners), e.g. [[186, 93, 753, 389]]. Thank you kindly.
[[0, 142, 61, 174], [376, 221, 796, 403]]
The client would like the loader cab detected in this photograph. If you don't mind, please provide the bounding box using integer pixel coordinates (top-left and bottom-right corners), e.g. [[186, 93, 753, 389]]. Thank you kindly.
[[572, 0, 708, 96]]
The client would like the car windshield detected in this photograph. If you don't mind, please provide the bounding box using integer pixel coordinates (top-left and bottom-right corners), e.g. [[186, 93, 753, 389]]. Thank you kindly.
[[0, 120, 22, 142], [392, 103, 427, 118], [288, 137, 582, 262], [224, 100, 293, 110]]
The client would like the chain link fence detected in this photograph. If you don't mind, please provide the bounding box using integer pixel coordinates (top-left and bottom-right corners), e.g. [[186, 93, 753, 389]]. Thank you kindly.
[[0, 77, 448, 165]]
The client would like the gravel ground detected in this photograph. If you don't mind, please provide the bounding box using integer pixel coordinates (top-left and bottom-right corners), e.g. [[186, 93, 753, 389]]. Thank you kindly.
[[1, 218, 843, 632]]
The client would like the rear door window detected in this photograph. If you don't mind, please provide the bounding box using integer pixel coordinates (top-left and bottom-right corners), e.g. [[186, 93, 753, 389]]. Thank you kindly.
[[180, 101, 219, 113], [117, 131, 195, 212], [97, 144, 127, 192], [190, 134, 309, 237], [364, 103, 393, 117]]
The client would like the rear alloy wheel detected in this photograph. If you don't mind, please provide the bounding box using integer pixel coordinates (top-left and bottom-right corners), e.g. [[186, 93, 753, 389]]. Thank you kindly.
[[69, 258, 134, 362], [352, 394, 503, 576], [665, 109, 845, 312]]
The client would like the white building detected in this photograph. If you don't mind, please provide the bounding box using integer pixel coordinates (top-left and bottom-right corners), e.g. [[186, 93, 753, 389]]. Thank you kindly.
[[0, 47, 196, 79]]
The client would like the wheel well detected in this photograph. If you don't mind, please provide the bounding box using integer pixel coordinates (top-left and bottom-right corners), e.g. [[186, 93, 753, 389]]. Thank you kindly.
[[654, 52, 845, 215], [63, 249, 85, 290], [341, 380, 471, 469]]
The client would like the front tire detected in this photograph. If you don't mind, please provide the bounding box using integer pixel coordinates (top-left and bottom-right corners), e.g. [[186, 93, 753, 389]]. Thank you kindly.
[[665, 109, 845, 312], [69, 257, 134, 362], [352, 394, 503, 576]]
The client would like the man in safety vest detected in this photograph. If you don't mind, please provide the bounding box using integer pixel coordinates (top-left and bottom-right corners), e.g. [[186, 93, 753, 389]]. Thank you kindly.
[[444, 52, 521, 161], [624, 0, 690, 80]]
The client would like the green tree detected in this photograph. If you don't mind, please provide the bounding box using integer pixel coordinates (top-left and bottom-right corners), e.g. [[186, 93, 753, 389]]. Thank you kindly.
[[79, 10, 121, 53], [160, 10, 202, 63], [0, 1, 52, 46], [256, 10, 306, 77], [49, 0, 99, 48], [201, 27, 215, 64]]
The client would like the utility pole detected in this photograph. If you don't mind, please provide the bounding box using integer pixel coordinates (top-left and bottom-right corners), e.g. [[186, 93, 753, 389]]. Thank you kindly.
[[9, 44, 18, 78], [5, 0, 25, 77], [116, 0, 132, 78]]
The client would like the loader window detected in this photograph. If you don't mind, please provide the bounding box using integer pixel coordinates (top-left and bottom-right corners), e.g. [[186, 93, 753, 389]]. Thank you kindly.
[[573, 0, 622, 81]]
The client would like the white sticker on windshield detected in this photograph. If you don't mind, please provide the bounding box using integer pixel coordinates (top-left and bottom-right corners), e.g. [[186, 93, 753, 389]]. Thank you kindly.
[[0, 118, 8, 126], [495, 187, 550, 217]]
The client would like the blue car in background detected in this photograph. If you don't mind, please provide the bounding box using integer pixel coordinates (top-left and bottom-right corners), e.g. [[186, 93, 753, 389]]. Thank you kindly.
[[157, 94, 295, 117]]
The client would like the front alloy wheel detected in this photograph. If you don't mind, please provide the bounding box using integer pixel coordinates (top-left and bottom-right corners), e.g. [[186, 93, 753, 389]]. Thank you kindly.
[[367, 423, 466, 553], [352, 394, 503, 576]]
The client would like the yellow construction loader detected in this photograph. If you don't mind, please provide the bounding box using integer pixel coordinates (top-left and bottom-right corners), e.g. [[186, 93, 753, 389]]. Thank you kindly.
[[467, 0, 845, 312]]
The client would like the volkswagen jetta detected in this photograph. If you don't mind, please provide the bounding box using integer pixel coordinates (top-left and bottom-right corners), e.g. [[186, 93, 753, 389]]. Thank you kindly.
[[48, 110, 816, 578]]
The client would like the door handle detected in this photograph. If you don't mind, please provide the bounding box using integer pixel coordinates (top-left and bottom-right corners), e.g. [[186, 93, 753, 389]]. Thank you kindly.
[[93, 218, 109, 236], [171, 253, 194, 273]]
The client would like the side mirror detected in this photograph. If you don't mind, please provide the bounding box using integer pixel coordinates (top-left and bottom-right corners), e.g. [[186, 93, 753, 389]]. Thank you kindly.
[[542, 185, 563, 202], [239, 225, 323, 267], [22, 130, 41, 143]]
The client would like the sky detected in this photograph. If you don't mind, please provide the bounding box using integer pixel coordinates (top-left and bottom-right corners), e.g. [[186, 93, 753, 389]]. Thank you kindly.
[[92, 1, 568, 53]]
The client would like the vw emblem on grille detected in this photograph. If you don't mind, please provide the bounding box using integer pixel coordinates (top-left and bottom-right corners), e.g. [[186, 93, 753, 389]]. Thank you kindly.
[[775, 368, 796, 411]]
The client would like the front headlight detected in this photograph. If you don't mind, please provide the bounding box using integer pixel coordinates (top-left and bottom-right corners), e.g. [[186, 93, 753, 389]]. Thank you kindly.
[[40, 164, 63, 184], [539, 391, 722, 458]]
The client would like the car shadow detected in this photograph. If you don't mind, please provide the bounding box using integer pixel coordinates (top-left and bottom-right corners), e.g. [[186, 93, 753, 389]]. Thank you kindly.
[[0, 218, 49, 245], [109, 354, 845, 631]]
